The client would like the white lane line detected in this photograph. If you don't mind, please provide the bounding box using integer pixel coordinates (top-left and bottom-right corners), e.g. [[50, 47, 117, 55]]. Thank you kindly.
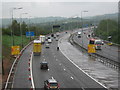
[[48, 69, 50, 71], [58, 38, 107, 89], [70, 76, 74, 80], [30, 52, 35, 89], [82, 87, 86, 90], [63, 68, 66, 71], [56, 59, 58, 61], [44, 59, 46, 60], [59, 63, 62, 66]]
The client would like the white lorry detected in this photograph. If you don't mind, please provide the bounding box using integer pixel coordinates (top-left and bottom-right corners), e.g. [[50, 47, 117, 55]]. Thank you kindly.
[[39, 35, 45, 44]]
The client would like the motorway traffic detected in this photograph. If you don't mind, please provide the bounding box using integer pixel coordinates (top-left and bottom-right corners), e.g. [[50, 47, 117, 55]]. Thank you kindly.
[[72, 28, 118, 63], [10, 28, 118, 90]]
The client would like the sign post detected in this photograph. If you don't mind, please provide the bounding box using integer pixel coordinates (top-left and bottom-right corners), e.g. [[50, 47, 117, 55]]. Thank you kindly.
[[26, 32, 34, 37], [88, 44, 96, 53], [11, 46, 20, 55]]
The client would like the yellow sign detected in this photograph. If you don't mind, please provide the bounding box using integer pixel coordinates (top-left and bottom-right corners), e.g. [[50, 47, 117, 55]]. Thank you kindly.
[[107, 42, 113, 46], [88, 44, 96, 53], [11, 46, 20, 55]]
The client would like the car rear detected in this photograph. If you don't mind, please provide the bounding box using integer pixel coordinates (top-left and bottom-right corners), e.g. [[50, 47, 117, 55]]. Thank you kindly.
[[49, 82, 59, 89], [41, 62, 48, 69]]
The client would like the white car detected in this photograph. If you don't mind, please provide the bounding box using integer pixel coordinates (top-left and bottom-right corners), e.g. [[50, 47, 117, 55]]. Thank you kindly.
[[48, 39, 52, 43]]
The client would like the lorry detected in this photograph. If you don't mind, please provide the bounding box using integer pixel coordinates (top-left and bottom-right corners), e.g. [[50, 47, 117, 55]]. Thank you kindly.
[[33, 40, 42, 56], [39, 35, 45, 44]]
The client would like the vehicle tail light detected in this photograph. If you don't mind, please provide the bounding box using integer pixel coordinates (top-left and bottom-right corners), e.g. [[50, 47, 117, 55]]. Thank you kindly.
[[47, 83, 50, 88], [58, 84, 60, 88]]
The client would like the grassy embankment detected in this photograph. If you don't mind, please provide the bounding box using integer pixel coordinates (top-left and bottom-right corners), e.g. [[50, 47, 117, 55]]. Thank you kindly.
[[2, 35, 30, 86]]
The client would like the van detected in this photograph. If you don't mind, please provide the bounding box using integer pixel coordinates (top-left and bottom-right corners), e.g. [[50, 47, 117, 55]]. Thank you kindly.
[[95, 40, 102, 50]]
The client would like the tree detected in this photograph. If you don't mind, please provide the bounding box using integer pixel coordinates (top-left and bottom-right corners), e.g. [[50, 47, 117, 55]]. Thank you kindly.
[[95, 19, 119, 44], [11, 20, 20, 36]]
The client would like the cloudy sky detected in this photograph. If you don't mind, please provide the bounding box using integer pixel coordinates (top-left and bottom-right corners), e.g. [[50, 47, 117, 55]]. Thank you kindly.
[[1, 0, 119, 18]]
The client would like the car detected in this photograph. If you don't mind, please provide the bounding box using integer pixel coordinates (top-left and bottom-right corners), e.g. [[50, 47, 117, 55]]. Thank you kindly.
[[48, 39, 52, 43], [40, 61, 48, 69], [101, 41, 104, 45], [56, 38, 58, 41], [46, 44, 50, 48], [44, 77, 59, 90]]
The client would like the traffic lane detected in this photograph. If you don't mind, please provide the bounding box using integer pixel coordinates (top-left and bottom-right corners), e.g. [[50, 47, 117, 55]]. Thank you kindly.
[[73, 32, 118, 61], [59, 33, 119, 89], [32, 43, 82, 88], [57, 35, 107, 89], [13, 45, 32, 88]]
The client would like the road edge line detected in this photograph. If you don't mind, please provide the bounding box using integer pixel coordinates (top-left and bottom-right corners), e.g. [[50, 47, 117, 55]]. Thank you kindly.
[[30, 52, 35, 90], [58, 36, 108, 89]]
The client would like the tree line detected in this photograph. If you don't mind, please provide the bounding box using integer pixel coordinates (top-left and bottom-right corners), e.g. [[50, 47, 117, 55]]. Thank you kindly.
[[94, 19, 119, 44]]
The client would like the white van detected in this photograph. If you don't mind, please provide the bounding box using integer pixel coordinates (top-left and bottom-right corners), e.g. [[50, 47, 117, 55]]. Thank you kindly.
[[95, 40, 102, 50], [77, 32, 81, 38]]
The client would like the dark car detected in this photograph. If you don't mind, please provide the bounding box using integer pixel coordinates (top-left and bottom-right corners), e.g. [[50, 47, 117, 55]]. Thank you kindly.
[[46, 44, 50, 48], [40, 61, 48, 69], [44, 77, 59, 90]]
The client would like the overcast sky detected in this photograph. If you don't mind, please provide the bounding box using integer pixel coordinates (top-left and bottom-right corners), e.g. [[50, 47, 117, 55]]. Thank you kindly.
[[1, 0, 119, 18]]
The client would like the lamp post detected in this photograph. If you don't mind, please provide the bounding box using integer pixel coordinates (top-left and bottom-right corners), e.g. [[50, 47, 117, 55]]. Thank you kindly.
[[81, 10, 88, 51], [20, 13, 28, 48], [11, 7, 22, 46], [28, 16, 32, 41]]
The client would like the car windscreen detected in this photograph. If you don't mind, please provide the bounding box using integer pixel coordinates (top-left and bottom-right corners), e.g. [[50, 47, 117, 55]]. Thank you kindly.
[[95, 41, 102, 44], [50, 83, 58, 86], [41, 62, 47, 65]]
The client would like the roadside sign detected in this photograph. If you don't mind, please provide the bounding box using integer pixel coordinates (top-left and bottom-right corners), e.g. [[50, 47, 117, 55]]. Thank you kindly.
[[88, 44, 96, 53], [26, 32, 34, 37], [11, 46, 20, 55], [53, 25, 60, 28]]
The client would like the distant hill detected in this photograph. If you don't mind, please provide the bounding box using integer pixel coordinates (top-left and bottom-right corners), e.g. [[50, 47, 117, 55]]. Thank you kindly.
[[85, 13, 118, 23], [0, 17, 66, 28], [0, 13, 118, 28]]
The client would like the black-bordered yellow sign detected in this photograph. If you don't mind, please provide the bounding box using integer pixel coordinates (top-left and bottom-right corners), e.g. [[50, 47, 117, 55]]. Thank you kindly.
[[88, 44, 96, 53], [11, 46, 20, 55]]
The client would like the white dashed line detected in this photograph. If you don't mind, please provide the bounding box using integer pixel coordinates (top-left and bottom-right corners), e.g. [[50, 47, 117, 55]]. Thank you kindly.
[[56, 59, 58, 61], [70, 76, 74, 79], [63, 68, 66, 71], [59, 63, 62, 66]]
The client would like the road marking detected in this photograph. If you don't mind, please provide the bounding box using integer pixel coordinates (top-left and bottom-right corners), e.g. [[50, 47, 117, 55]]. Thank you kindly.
[[81, 87, 86, 90], [54, 56, 56, 58], [70, 76, 74, 79], [63, 68, 66, 71], [58, 38, 107, 89], [30, 52, 35, 89], [59, 63, 62, 66], [44, 59, 46, 60], [48, 69, 50, 71], [56, 59, 58, 61]]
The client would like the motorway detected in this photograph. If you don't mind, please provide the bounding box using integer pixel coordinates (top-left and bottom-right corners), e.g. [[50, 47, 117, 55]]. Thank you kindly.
[[12, 31, 108, 89], [72, 28, 119, 63], [32, 32, 107, 89]]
